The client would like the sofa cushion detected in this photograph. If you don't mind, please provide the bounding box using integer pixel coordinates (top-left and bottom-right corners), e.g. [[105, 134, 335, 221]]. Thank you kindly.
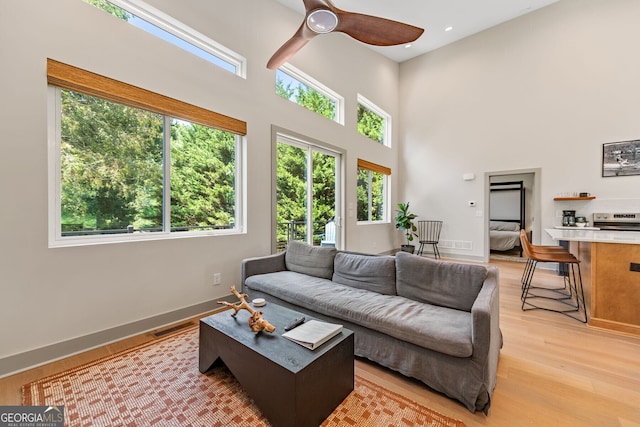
[[245, 271, 472, 357], [285, 240, 337, 279], [332, 252, 396, 295], [395, 251, 487, 312]]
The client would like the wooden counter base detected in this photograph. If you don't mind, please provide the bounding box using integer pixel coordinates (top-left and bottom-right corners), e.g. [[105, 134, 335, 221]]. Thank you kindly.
[[590, 242, 640, 336]]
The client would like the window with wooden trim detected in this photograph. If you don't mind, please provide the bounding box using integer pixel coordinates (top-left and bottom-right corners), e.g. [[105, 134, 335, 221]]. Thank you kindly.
[[357, 159, 391, 223], [47, 59, 246, 247]]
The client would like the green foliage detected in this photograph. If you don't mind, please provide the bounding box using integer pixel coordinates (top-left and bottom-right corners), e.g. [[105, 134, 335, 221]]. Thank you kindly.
[[274, 74, 387, 245], [311, 151, 336, 229], [275, 144, 336, 246], [170, 122, 236, 227], [83, 0, 130, 21], [394, 202, 418, 243], [357, 169, 385, 221], [276, 74, 335, 120], [61, 90, 163, 231], [356, 169, 369, 221], [59, 89, 236, 234], [276, 143, 307, 228], [60, 66, 388, 242], [357, 104, 384, 144], [370, 171, 384, 220], [274, 72, 338, 246]]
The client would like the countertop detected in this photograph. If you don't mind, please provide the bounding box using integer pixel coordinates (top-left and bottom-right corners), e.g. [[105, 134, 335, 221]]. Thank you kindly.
[[545, 228, 640, 245]]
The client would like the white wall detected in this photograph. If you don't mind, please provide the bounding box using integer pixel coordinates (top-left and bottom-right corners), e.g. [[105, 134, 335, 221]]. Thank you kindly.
[[0, 0, 400, 369], [399, 0, 640, 259]]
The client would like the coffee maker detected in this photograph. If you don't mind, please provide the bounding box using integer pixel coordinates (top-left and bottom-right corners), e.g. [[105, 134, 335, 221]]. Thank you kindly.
[[562, 210, 576, 227]]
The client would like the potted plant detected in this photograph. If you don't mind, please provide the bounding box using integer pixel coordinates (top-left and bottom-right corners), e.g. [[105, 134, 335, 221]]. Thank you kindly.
[[394, 202, 418, 253]]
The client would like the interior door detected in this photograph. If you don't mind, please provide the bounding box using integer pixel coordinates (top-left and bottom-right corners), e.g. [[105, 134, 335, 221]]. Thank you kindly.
[[275, 135, 340, 251]]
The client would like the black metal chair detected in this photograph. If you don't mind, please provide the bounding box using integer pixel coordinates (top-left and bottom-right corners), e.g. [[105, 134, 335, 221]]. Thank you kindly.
[[417, 220, 443, 259]]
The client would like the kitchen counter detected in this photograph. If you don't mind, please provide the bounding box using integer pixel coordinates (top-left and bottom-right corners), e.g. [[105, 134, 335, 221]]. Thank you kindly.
[[545, 228, 640, 336], [546, 228, 640, 245]]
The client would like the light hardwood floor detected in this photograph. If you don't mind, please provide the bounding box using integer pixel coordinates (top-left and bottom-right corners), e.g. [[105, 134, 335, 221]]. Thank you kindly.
[[2, 259, 639, 426]]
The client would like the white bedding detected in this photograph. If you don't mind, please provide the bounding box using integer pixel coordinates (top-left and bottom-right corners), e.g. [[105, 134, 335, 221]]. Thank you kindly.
[[489, 221, 521, 251]]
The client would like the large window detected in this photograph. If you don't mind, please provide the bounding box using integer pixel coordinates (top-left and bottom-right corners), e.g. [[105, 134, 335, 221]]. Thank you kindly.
[[357, 95, 391, 146], [357, 159, 390, 223], [274, 132, 342, 251], [276, 64, 344, 124], [47, 59, 246, 246], [83, 0, 246, 77]]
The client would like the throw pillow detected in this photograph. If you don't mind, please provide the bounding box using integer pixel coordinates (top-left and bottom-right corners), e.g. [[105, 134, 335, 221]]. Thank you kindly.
[[285, 240, 337, 279], [332, 252, 397, 295], [395, 251, 487, 312]]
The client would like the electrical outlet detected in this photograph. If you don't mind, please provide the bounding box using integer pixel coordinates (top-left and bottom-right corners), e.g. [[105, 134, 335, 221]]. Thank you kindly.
[[213, 273, 221, 285]]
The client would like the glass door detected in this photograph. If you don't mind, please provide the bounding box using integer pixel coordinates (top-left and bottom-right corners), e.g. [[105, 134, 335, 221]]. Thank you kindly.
[[275, 135, 340, 251]]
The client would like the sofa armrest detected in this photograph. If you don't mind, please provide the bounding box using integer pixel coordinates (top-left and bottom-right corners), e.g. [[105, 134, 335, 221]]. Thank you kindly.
[[471, 266, 501, 371], [241, 251, 287, 290]]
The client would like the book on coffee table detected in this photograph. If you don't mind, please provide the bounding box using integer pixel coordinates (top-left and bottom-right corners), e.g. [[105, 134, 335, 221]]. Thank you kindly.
[[282, 320, 343, 350]]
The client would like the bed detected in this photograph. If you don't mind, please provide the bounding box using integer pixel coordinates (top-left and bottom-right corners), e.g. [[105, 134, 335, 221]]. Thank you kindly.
[[489, 180, 525, 255], [489, 220, 521, 251]]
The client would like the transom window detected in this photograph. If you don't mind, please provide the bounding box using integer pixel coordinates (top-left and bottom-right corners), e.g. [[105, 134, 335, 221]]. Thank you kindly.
[[83, 0, 246, 77], [47, 59, 246, 247], [357, 95, 391, 146], [276, 64, 344, 124], [357, 159, 390, 223]]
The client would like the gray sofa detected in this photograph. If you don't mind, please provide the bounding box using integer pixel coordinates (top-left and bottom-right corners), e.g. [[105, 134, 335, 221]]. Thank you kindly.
[[241, 241, 501, 413]]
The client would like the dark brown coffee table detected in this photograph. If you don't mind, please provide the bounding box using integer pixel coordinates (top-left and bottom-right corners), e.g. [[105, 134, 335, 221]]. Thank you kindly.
[[199, 302, 354, 427]]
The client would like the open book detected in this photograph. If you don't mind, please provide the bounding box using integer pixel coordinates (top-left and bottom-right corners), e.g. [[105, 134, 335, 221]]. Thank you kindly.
[[282, 320, 343, 350]]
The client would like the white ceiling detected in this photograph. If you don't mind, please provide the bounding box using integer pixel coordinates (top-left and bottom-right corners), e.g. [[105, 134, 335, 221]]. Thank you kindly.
[[273, 0, 560, 62]]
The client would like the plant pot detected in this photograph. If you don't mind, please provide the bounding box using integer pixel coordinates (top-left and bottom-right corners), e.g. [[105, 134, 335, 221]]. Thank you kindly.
[[401, 244, 415, 254]]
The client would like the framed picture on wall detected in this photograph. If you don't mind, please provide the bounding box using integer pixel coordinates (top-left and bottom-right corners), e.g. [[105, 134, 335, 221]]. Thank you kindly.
[[602, 139, 640, 177]]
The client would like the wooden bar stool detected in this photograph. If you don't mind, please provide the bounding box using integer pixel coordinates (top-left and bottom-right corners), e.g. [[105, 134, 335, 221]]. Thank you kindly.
[[519, 230, 587, 323]]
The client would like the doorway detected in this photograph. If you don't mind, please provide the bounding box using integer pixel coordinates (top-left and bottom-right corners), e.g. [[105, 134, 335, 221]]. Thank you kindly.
[[485, 169, 541, 262], [273, 130, 342, 251]]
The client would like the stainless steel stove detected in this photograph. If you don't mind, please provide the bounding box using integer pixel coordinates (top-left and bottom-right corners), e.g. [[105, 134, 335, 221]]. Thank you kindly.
[[593, 212, 640, 231]]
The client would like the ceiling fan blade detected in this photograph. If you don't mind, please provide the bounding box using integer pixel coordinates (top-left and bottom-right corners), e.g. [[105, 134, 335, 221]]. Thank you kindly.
[[267, 22, 317, 70], [303, 0, 331, 12], [335, 11, 424, 46]]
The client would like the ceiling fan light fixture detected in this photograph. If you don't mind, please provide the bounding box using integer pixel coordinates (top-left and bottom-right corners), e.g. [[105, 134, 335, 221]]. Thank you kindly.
[[306, 9, 338, 34]]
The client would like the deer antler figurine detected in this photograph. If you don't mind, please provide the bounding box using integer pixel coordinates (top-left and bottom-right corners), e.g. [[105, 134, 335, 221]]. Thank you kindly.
[[217, 286, 276, 333]]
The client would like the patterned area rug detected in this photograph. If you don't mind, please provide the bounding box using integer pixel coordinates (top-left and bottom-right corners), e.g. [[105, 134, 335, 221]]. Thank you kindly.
[[23, 326, 464, 427]]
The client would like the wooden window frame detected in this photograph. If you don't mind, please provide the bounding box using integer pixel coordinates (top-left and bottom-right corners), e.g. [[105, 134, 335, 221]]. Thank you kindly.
[[47, 58, 246, 135], [357, 159, 391, 176], [357, 159, 390, 223], [47, 59, 246, 247]]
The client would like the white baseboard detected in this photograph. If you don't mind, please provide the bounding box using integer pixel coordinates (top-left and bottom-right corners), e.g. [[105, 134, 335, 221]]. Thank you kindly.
[[0, 296, 235, 378]]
